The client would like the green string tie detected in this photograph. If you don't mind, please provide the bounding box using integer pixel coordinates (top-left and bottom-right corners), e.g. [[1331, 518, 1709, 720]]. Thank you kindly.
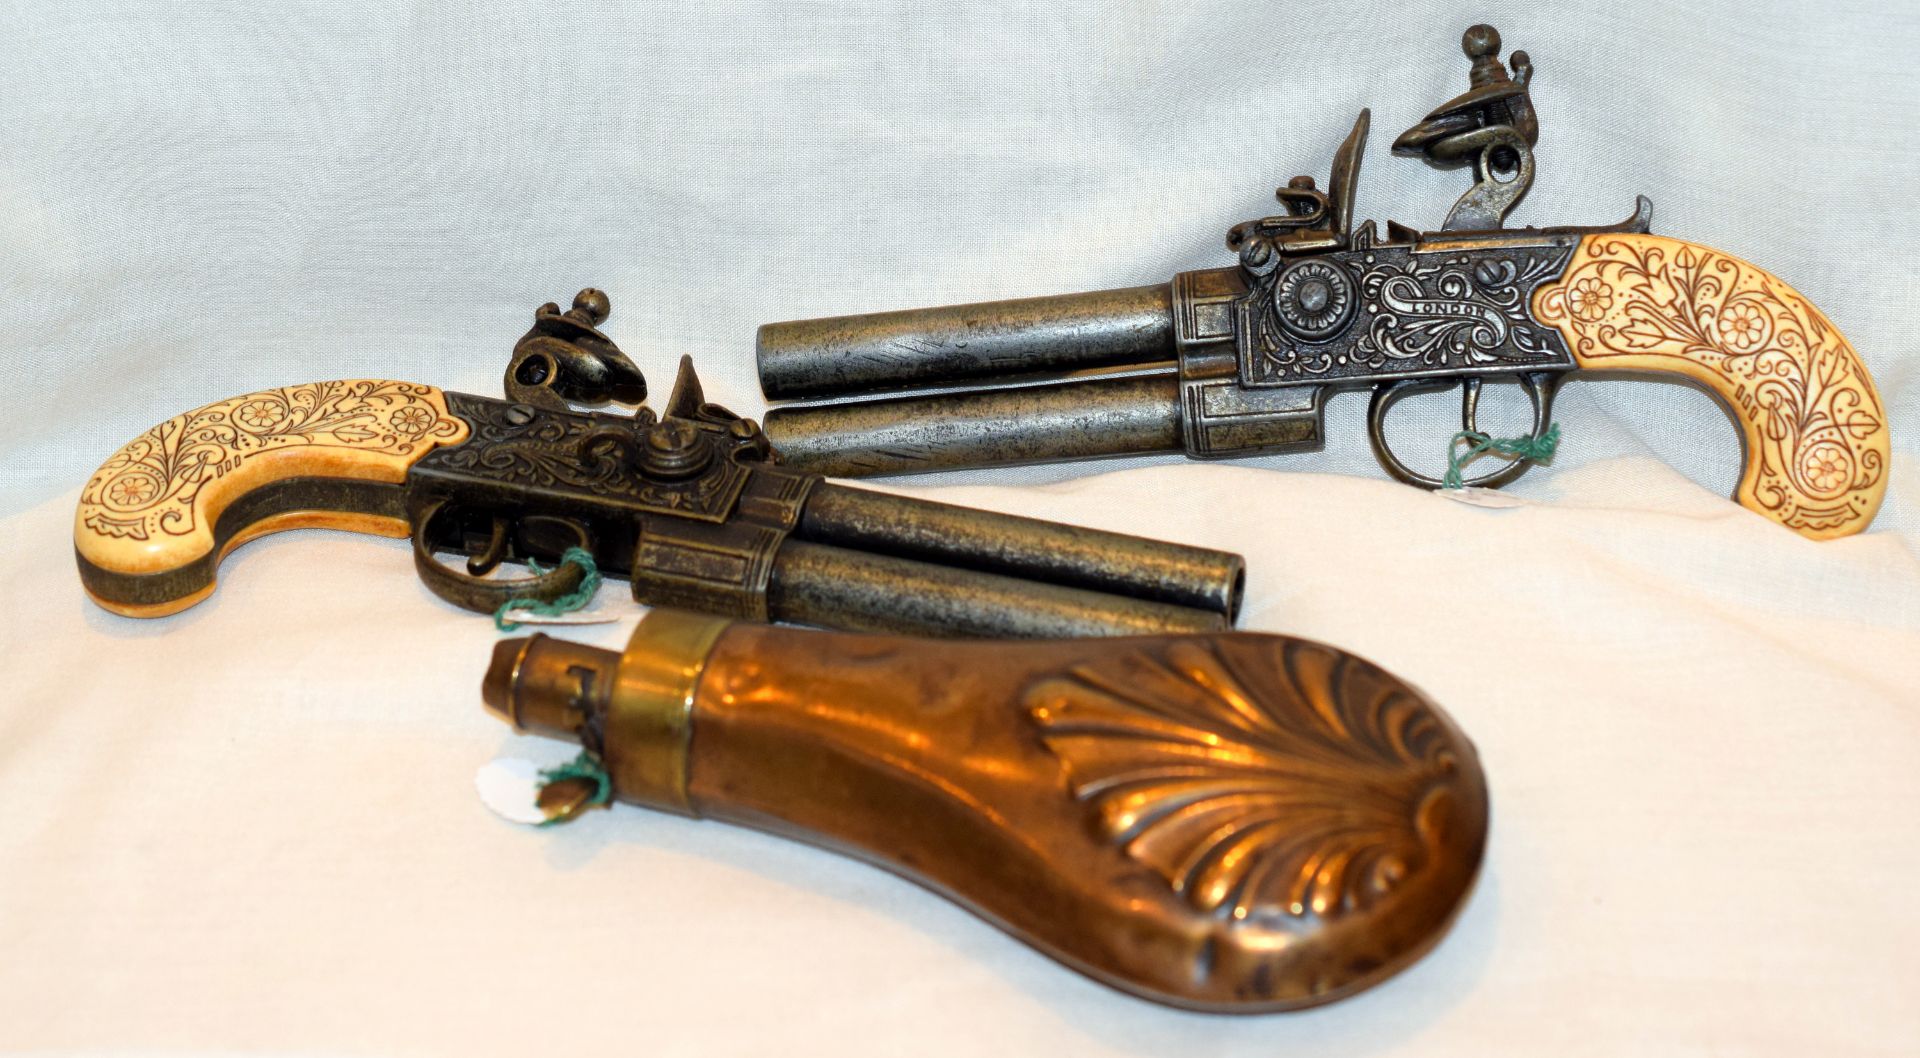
[[535, 749, 613, 827], [493, 546, 602, 632], [1442, 424, 1561, 490]]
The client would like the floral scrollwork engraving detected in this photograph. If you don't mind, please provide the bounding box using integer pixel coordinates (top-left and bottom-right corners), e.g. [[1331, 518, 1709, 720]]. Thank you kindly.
[[1534, 235, 1888, 537], [78, 380, 468, 548], [1243, 243, 1574, 385], [418, 396, 745, 519]]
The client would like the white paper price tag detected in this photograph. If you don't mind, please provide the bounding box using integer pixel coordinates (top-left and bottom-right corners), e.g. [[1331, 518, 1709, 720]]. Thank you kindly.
[[1434, 486, 1533, 510], [474, 757, 551, 826]]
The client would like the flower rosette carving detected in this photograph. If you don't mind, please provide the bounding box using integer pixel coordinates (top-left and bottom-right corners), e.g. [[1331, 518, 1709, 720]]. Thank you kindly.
[[1026, 637, 1477, 926], [1534, 235, 1887, 536], [79, 380, 467, 544]]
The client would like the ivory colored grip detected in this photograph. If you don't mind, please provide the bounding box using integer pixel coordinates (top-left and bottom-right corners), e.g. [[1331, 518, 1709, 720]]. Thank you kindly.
[[1534, 234, 1889, 539], [74, 380, 469, 616]]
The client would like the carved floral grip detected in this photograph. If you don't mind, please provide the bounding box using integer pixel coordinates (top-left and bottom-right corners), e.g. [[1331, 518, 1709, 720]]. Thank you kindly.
[[74, 380, 469, 616], [1534, 235, 1888, 538], [487, 612, 1488, 1012]]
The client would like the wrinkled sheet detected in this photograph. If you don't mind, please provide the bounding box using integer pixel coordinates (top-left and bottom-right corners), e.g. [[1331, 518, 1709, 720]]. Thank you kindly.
[[2, 2, 1916, 1055]]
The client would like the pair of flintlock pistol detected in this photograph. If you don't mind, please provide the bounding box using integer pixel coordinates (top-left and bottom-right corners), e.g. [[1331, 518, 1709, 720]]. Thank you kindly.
[[72, 25, 1885, 1014]]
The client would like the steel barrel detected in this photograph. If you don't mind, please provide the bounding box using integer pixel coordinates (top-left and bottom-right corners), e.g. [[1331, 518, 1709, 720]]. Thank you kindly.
[[765, 540, 1227, 638], [766, 372, 1184, 477], [795, 482, 1243, 619], [757, 285, 1175, 400]]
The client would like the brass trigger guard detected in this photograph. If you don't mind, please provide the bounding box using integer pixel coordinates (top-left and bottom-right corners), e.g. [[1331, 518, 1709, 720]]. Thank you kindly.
[[411, 499, 594, 615], [1367, 372, 1558, 490]]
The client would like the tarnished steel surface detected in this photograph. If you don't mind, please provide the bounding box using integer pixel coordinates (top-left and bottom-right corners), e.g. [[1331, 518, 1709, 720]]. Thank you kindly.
[[767, 372, 1183, 477], [484, 614, 1489, 1012], [766, 539, 1226, 638], [798, 483, 1243, 618], [757, 284, 1173, 399]]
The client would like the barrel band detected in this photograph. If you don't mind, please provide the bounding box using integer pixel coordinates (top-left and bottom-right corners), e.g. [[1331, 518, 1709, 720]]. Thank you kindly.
[[603, 609, 734, 815]]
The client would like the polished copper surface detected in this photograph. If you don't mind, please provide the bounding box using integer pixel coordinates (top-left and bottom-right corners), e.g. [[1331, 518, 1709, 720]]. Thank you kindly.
[[486, 613, 1488, 1013]]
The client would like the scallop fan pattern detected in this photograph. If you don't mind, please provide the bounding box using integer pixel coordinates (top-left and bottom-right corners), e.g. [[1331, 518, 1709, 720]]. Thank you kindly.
[[1026, 637, 1460, 923]]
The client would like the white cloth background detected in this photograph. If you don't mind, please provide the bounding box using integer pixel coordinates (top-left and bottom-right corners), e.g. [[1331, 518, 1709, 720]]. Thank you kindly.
[[3, 1, 1917, 1054]]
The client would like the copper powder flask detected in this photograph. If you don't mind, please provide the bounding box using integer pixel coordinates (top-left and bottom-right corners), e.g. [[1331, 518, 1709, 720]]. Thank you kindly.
[[484, 610, 1488, 1012]]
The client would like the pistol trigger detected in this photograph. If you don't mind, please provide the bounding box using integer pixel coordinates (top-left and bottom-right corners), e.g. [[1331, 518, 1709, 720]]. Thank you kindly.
[[466, 516, 511, 576], [1523, 371, 1558, 439], [1369, 377, 1540, 491], [413, 503, 596, 618], [1366, 379, 1428, 488]]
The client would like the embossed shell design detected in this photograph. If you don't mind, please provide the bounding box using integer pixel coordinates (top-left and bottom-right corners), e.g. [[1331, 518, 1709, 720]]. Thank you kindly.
[[1028, 637, 1483, 926]]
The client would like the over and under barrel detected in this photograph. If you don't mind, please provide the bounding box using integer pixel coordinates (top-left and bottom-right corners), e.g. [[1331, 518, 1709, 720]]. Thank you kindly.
[[764, 540, 1228, 638], [766, 373, 1185, 477], [753, 479, 1244, 636], [792, 482, 1239, 618], [757, 285, 1175, 399], [753, 280, 1245, 634]]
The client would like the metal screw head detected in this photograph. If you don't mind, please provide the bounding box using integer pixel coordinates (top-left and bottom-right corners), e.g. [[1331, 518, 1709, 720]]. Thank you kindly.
[[641, 420, 712, 479], [650, 419, 698, 450], [504, 404, 536, 426], [1297, 279, 1331, 314]]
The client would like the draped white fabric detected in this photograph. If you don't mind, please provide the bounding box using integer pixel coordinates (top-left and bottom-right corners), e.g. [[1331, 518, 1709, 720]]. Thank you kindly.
[[2, 2, 1916, 1054]]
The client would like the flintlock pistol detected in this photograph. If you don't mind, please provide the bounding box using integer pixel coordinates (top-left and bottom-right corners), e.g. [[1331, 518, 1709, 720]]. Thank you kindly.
[[757, 25, 1889, 540], [74, 290, 1244, 637]]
